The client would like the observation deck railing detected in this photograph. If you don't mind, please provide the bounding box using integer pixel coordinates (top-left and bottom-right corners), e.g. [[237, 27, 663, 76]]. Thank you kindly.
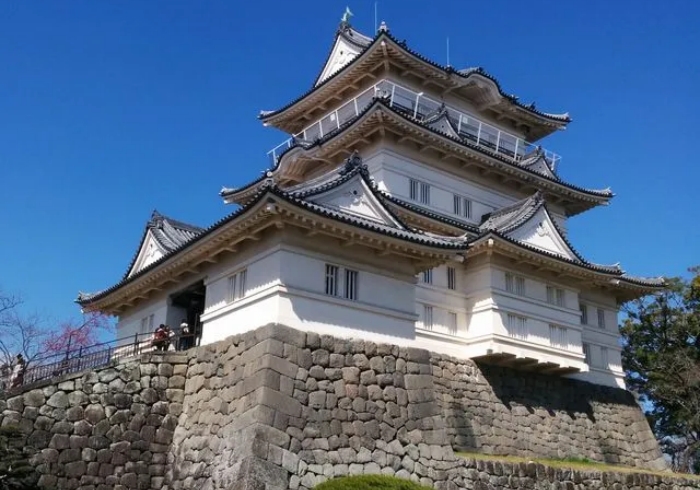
[[266, 79, 561, 170], [0, 331, 197, 391]]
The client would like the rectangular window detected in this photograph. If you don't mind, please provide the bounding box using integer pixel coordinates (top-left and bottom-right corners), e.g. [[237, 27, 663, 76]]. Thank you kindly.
[[409, 179, 419, 201], [505, 273, 526, 296], [325, 264, 339, 296], [140, 314, 154, 334], [580, 304, 588, 325], [597, 308, 606, 329], [227, 269, 248, 302], [463, 198, 472, 219], [227, 274, 237, 303], [549, 325, 568, 349], [235, 269, 247, 300], [344, 269, 358, 301], [409, 179, 430, 205], [583, 343, 591, 364], [600, 347, 609, 369], [420, 182, 430, 205], [507, 313, 527, 340], [421, 269, 433, 284], [447, 311, 458, 335], [547, 286, 565, 307], [453, 195, 473, 219], [447, 267, 456, 290], [423, 305, 433, 330]]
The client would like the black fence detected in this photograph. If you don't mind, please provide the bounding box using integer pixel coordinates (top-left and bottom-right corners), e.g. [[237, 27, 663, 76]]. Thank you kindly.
[[1, 332, 197, 391]]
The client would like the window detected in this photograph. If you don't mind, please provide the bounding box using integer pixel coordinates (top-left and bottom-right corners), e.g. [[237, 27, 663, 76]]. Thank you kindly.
[[580, 304, 588, 325], [227, 269, 248, 303], [507, 313, 527, 340], [325, 264, 339, 296], [140, 314, 154, 334], [600, 347, 609, 369], [453, 195, 473, 219], [549, 325, 568, 349], [409, 179, 419, 201], [505, 273, 526, 296], [447, 311, 458, 335], [583, 343, 591, 364], [344, 269, 358, 301], [463, 198, 472, 219], [423, 305, 433, 330], [597, 308, 606, 329], [421, 269, 433, 284], [447, 267, 456, 290], [547, 286, 566, 307], [409, 178, 430, 205], [453, 194, 461, 216]]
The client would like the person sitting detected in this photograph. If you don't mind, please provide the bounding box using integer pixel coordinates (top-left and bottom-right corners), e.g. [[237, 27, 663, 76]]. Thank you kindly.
[[152, 324, 170, 352]]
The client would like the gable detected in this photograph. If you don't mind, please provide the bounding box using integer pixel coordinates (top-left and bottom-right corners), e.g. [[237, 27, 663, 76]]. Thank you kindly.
[[307, 175, 404, 228], [316, 36, 363, 85], [127, 231, 167, 278], [505, 207, 578, 261], [425, 115, 460, 139]]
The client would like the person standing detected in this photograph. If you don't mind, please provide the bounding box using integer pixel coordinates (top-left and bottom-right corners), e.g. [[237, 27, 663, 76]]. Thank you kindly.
[[178, 319, 191, 350], [10, 354, 26, 388]]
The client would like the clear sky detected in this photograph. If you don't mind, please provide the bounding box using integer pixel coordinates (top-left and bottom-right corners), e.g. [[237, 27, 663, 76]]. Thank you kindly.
[[1, 0, 698, 323]]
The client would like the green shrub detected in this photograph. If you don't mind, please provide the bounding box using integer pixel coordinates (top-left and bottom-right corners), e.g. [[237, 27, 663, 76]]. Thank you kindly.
[[315, 475, 432, 490]]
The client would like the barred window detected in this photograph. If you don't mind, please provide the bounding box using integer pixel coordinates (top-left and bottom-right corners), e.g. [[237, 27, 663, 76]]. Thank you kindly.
[[325, 264, 339, 296], [447, 267, 456, 290], [344, 269, 358, 301]]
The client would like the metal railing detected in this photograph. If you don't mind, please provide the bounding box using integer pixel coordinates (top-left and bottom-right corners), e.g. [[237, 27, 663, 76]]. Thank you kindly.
[[267, 79, 561, 170], [0, 332, 198, 391]]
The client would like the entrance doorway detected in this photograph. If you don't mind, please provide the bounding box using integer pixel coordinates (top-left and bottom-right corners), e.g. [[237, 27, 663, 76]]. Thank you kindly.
[[170, 280, 206, 348]]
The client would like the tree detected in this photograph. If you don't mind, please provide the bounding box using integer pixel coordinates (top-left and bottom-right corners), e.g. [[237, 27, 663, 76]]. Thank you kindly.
[[620, 267, 700, 474], [0, 289, 113, 371], [0, 426, 39, 490]]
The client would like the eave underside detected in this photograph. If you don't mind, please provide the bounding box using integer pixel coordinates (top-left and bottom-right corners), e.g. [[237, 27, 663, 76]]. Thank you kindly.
[[262, 34, 567, 141], [246, 105, 609, 216], [466, 236, 663, 303], [80, 200, 461, 315]]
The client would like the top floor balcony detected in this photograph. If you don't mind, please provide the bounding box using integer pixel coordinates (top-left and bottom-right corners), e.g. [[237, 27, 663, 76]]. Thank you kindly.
[[266, 79, 561, 169]]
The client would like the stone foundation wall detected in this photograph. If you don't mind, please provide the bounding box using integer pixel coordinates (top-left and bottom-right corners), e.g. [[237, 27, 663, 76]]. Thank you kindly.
[[430, 356, 665, 469], [0, 352, 187, 489], [0, 324, 689, 490]]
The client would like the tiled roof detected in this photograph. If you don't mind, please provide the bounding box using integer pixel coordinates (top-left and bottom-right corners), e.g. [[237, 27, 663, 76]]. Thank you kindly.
[[78, 155, 468, 307], [147, 211, 203, 253], [312, 23, 373, 87], [252, 98, 612, 203], [478, 192, 621, 272], [260, 30, 570, 126]]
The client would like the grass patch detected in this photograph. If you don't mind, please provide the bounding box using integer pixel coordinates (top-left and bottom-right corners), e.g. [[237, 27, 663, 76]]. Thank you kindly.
[[456, 451, 700, 479], [315, 475, 432, 489]]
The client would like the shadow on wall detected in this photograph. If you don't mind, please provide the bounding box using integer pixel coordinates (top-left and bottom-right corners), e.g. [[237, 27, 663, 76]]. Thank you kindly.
[[434, 357, 658, 468]]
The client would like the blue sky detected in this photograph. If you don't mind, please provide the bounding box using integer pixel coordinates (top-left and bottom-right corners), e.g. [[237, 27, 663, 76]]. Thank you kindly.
[[1, 0, 698, 324]]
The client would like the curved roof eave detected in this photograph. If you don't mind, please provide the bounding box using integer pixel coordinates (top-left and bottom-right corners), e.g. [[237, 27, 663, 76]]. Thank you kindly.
[[469, 232, 622, 275], [268, 99, 611, 202], [260, 31, 570, 127], [78, 172, 466, 308]]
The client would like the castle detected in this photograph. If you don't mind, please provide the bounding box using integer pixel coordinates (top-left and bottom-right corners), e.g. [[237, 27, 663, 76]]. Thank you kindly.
[[77, 13, 663, 389]]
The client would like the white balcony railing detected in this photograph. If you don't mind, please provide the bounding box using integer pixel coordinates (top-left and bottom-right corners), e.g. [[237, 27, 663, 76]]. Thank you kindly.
[[266, 79, 561, 170]]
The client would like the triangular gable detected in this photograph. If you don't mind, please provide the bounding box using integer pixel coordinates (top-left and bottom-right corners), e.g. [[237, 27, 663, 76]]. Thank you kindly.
[[521, 154, 558, 180], [425, 112, 461, 140], [127, 230, 167, 278], [306, 174, 405, 229], [316, 35, 364, 85], [505, 206, 579, 261]]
